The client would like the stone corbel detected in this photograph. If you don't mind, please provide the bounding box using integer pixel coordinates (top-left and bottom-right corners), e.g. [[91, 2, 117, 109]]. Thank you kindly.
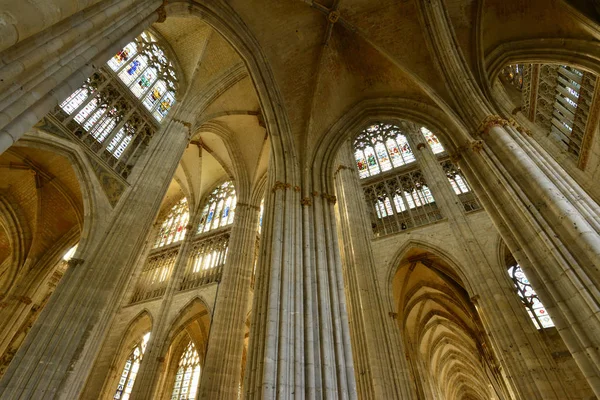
[[416, 143, 427, 150]]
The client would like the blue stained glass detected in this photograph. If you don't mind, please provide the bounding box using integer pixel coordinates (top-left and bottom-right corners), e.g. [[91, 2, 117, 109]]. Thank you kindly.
[[207, 210, 214, 223], [127, 60, 141, 75]]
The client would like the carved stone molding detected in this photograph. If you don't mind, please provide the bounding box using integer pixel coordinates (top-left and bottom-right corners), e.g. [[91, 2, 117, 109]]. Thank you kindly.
[[236, 202, 261, 211], [301, 197, 312, 207], [67, 258, 85, 268], [508, 118, 532, 137], [476, 115, 508, 137], [271, 181, 292, 193]]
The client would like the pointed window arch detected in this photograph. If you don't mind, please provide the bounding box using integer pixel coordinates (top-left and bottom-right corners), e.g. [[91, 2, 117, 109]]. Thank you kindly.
[[170, 340, 201, 400], [420, 127, 445, 154], [155, 197, 189, 248], [353, 123, 416, 179], [113, 332, 150, 400], [197, 182, 237, 234], [507, 259, 554, 329]]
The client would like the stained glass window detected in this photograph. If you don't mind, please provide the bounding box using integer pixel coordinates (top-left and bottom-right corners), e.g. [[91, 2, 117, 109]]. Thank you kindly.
[[155, 198, 189, 248], [107, 31, 178, 121], [114, 332, 150, 400], [440, 160, 482, 212], [421, 127, 445, 154], [353, 123, 416, 179], [197, 182, 237, 234], [170, 340, 201, 400], [507, 262, 554, 329], [500, 64, 524, 90], [53, 30, 177, 180]]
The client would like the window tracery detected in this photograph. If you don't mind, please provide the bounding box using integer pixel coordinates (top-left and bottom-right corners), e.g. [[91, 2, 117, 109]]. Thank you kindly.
[[197, 181, 237, 234], [170, 340, 201, 400], [353, 123, 416, 179], [362, 170, 441, 236], [52, 31, 178, 179], [106, 32, 178, 121], [507, 261, 554, 329], [441, 160, 481, 212], [155, 198, 189, 248], [512, 63, 597, 162], [113, 332, 150, 400]]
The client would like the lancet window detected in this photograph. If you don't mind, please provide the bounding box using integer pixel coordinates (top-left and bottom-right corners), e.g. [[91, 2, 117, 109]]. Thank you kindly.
[[51, 31, 178, 179], [441, 160, 481, 212], [197, 181, 237, 233], [170, 341, 201, 400], [354, 123, 416, 179], [421, 127, 445, 154], [155, 197, 189, 248], [507, 260, 554, 329], [113, 332, 150, 400]]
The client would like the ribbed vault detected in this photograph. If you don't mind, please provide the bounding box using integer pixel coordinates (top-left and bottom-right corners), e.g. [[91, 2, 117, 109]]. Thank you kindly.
[[393, 249, 502, 400]]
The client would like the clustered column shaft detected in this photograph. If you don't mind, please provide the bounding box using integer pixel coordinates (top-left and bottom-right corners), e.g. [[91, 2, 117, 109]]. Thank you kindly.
[[0, 118, 191, 399], [415, 0, 600, 395], [199, 201, 260, 399], [333, 140, 416, 400]]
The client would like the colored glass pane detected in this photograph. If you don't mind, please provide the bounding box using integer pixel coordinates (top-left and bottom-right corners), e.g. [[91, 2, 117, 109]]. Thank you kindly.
[[508, 263, 554, 329], [197, 181, 237, 234]]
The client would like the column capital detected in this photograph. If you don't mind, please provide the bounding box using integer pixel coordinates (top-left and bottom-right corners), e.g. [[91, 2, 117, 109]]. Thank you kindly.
[[475, 115, 508, 138], [67, 258, 84, 268]]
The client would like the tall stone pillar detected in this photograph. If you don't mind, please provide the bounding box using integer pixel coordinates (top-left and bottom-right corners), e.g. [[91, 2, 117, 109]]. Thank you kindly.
[[244, 170, 357, 399], [417, 0, 600, 396], [198, 201, 260, 399], [0, 0, 163, 154], [128, 205, 202, 399], [333, 140, 416, 400], [406, 125, 570, 399], [0, 118, 191, 398]]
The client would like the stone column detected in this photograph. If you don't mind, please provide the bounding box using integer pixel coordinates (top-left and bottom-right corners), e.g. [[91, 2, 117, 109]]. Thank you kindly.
[[0, 0, 163, 154], [244, 171, 357, 399], [198, 201, 260, 399], [129, 206, 202, 399], [406, 125, 570, 399], [333, 140, 416, 400], [417, 0, 600, 395], [0, 118, 190, 399]]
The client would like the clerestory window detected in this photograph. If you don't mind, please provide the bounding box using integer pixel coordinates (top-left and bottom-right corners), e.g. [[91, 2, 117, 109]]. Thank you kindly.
[[155, 197, 189, 248], [197, 181, 237, 234], [52, 31, 178, 179]]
